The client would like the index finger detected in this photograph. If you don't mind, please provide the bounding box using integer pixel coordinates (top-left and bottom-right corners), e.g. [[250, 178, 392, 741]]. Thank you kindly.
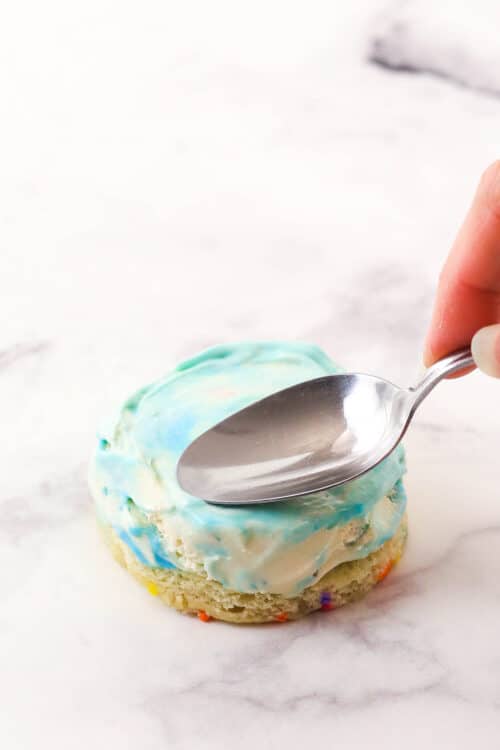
[[424, 161, 500, 367]]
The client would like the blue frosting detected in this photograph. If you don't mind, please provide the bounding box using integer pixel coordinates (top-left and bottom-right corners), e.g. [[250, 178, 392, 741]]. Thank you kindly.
[[90, 341, 406, 594]]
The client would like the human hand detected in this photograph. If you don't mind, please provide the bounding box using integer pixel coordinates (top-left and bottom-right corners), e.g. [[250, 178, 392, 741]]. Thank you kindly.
[[424, 161, 500, 377]]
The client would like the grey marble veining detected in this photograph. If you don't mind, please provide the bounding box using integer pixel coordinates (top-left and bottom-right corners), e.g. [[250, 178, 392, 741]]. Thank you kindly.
[[369, 0, 500, 97], [2, 1, 500, 748], [0, 340, 51, 372]]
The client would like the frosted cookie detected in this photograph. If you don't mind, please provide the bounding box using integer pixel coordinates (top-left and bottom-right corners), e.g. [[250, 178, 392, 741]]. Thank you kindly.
[[89, 342, 407, 623]]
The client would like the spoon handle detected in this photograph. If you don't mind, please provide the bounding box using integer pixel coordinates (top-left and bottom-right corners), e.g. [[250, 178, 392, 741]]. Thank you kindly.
[[408, 346, 475, 410]]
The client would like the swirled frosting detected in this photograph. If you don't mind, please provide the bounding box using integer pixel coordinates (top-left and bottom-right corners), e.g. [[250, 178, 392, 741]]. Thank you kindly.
[[89, 342, 406, 596]]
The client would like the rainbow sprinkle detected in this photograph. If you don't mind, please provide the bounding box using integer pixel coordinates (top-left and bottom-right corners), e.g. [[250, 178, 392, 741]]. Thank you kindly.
[[376, 559, 394, 583], [320, 591, 333, 611], [146, 581, 159, 596], [275, 612, 288, 622], [197, 610, 211, 622]]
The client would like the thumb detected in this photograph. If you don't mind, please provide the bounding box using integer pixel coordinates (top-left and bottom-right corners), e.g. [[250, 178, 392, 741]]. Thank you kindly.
[[471, 324, 500, 377]]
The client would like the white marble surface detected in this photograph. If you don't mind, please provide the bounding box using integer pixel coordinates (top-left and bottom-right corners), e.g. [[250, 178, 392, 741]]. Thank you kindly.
[[2, 2, 500, 747]]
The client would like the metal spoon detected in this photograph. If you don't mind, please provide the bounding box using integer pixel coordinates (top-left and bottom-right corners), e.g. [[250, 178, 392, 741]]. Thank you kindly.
[[177, 347, 474, 505]]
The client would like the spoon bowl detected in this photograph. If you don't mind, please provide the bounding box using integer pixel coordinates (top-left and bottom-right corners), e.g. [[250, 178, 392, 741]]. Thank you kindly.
[[177, 347, 473, 505]]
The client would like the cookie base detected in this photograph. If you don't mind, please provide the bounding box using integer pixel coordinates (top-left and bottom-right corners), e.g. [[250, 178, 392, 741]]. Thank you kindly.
[[99, 515, 407, 624]]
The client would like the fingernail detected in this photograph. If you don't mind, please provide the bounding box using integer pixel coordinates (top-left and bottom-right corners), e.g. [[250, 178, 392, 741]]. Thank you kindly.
[[471, 325, 500, 377], [494, 162, 500, 204], [483, 160, 500, 210]]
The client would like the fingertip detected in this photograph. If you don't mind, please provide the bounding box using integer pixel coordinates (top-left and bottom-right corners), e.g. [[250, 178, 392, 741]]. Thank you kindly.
[[423, 304, 447, 367], [423, 321, 476, 377], [478, 160, 500, 219], [422, 340, 436, 368]]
